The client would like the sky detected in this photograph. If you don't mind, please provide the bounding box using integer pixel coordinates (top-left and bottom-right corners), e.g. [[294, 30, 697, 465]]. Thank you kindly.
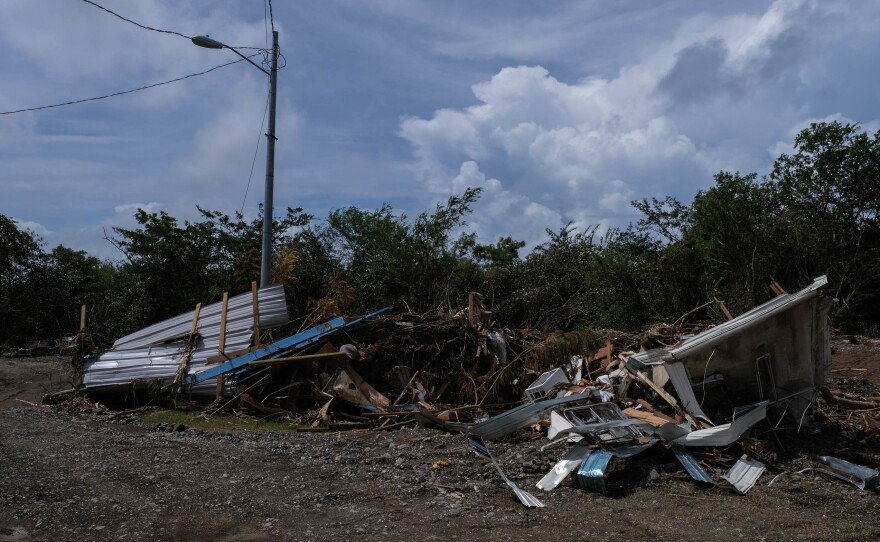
[[2, 0, 879, 260]]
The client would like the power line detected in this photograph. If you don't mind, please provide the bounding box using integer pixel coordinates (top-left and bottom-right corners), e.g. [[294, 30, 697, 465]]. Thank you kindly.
[[81, 0, 191, 40], [241, 90, 271, 213], [0, 53, 263, 115], [81, 0, 268, 51]]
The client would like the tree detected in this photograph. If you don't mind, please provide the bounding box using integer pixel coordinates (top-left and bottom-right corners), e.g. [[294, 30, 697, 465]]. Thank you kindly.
[[0, 215, 46, 344], [108, 206, 313, 327], [321, 188, 482, 311], [770, 121, 880, 328]]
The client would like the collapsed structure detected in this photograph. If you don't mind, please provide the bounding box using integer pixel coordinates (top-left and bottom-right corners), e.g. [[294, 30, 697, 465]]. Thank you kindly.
[[69, 275, 878, 506], [468, 276, 849, 507]]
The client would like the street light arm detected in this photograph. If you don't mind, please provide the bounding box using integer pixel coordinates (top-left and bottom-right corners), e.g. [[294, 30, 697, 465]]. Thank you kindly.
[[191, 35, 271, 76]]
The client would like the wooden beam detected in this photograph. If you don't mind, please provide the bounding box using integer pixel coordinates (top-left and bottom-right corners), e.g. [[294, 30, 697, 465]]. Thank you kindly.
[[717, 300, 733, 321], [769, 276, 786, 296], [218, 292, 229, 355], [173, 303, 201, 385], [628, 366, 698, 428], [251, 281, 261, 346], [249, 351, 348, 366], [79, 305, 87, 332], [189, 303, 202, 336], [215, 292, 229, 399]]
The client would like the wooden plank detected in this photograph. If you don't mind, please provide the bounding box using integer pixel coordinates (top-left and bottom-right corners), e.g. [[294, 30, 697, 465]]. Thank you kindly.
[[718, 300, 733, 321], [173, 303, 201, 385], [249, 351, 347, 366], [251, 281, 261, 346], [769, 277, 786, 296], [79, 305, 87, 332], [467, 292, 486, 328], [629, 367, 698, 428], [215, 291, 230, 400], [189, 303, 202, 336], [218, 292, 229, 355], [623, 407, 673, 427]]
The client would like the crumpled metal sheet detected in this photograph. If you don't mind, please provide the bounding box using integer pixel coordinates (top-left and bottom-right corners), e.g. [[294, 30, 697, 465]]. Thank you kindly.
[[113, 285, 288, 350], [665, 361, 713, 424], [536, 444, 591, 491], [576, 450, 613, 494], [83, 285, 288, 395], [672, 446, 715, 485], [469, 393, 594, 441], [468, 434, 545, 507], [672, 402, 767, 447], [722, 454, 765, 494], [815, 456, 879, 490], [574, 440, 659, 494]]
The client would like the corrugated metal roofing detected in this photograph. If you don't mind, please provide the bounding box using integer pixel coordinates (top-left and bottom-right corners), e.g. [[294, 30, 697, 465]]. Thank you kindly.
[[82, 285, 288, 395], [112, 285, 288, 349], [630, 276, 828, 367], [722, 455, 765, 494]]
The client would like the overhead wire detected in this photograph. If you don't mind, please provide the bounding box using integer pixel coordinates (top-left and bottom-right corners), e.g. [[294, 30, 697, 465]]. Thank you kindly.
[[0, 53, 264, 115], [81, 0, 268, 50], [81, 0, 191, 40], [241, 2, 274, 213], [68, 0, 276, 217]]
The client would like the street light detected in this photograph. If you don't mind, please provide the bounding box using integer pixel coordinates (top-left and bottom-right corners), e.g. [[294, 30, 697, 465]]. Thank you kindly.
[[192, 31, 279, 288]]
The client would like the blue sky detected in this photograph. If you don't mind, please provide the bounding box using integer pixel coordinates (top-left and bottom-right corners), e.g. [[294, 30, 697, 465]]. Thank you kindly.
[[2, 0, 879, 259]]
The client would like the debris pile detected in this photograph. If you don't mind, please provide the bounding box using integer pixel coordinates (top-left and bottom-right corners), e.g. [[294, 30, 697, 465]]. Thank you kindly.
[[59, 275, 880, 506]]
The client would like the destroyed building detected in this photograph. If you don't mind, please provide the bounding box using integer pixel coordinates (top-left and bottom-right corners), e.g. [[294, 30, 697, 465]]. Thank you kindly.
[[63, 275, 878, 506]]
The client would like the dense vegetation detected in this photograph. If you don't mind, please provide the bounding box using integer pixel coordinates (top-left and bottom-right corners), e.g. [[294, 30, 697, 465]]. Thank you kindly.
[[2, 121, 878, 346]]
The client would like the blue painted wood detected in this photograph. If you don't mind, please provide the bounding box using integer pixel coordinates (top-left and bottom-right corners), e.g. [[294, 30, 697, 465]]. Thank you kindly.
[[183, 307, 391, 386]]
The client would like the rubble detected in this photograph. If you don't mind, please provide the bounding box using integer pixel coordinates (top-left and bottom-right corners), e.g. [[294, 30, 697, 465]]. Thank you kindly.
[[52, 275, 880, 509]]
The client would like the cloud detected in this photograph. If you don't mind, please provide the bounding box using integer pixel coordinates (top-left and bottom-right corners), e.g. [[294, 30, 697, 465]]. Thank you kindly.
[[399, 64, 707, 246], [398, 0, 880, 248], [448, 161, 562, 248], [12, 219, 51, 238], [114, 202, 162, 215]]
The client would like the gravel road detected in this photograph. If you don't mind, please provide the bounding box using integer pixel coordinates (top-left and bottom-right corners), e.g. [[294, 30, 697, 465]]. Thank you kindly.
[[1, 354, 878, 542]]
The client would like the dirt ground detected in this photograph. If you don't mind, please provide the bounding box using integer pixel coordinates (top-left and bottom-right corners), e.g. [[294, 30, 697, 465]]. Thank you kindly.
[[1, 342, 878, 542]]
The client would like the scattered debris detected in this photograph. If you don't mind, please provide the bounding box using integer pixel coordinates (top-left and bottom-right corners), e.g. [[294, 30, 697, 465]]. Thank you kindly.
[[49, 275, 880, 508], [813, 456, 879, 490]]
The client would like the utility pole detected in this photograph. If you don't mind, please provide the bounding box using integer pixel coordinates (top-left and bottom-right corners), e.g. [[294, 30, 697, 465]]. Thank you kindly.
[[260, 30, 279, 288], [192, 30, 280, 288]]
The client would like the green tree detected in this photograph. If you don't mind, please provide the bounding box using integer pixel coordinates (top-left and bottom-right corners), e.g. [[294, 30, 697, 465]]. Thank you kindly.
[[770, 121, 880, 328], [108, 206, 313, 327], [0, 215, 46, 344], [321, 188, 482, 311]]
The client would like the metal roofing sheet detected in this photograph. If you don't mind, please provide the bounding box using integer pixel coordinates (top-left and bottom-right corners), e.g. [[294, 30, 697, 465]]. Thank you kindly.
[[673, 446, 715, 485], [112, 285, 287, 349], [672, 401, 767, 447], [630, 276, 827, 367], [83, 285, 288, 395], [722, 454, 765, 494]]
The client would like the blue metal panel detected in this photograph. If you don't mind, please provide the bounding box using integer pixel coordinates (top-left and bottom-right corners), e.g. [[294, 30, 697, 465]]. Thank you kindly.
[[672, 446, 715, 485], [576, 450, 612, 494], [182, 307, 391, 386]]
